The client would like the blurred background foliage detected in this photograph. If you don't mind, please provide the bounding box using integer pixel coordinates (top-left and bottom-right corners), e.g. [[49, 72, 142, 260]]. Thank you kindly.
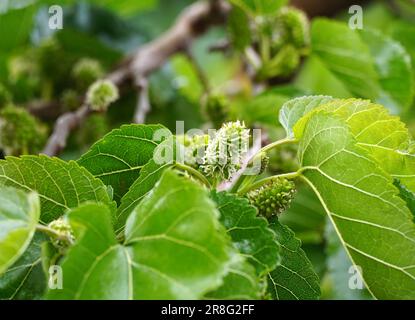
[[0, 0, 414, 300]]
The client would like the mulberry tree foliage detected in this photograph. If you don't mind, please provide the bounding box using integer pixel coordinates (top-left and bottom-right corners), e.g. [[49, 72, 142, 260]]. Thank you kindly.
[[0, 0, 415, 301]]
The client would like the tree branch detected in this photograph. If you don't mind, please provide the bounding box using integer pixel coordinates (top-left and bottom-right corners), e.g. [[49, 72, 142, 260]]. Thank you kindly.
[[133, 77, 151, 124], [41, 0, 230, 156]]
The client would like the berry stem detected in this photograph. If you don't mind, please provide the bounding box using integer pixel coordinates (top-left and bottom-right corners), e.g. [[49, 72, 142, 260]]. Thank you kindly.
[[257, 137, 298, 155], [174, 162, 212, 188], [237, 171, 300, 195], [231, 137, 298, 193], [35, 224, 73, 243]]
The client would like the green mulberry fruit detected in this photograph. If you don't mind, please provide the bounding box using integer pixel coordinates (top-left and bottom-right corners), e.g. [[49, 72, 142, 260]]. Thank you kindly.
[[48, 217, 75, 254], [259, 45, 300, 79], [0, 83, 11, 108], [276, 7, 310, 49], [201, 121, 250, 181], [0, 105, 47, 156], [202, 93, 230, 129], [61, 89, 80, 111], [72, 58, 104, 91], [247, 178, 296, 218], [177, 134, 209, 168], [86, 79, 119, 112]]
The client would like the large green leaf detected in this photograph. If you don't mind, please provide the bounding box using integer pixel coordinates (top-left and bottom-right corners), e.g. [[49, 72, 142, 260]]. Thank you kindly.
[[296, 99, 415, 193], [0, 187, 40, 275], [78, 124, 171, 203], [211, 191, 279, 276], [0, 233, 48, 300], [360, 29, 414, 112], [296, 111, 415, 299], [0, 155, 114, 223], [309, 19, 380, 100], [282, 97, 415, 194], [267, 218, 320, 300], [48, 170, 235, 299], [116, 137, 179, 232], [279, 95, 333, 138], [280, 185, 326, 244], [324, 220, 372, 300], [116, 159, 168, 232], [204, 259, 261, 300], [299, 20, 414, 114]]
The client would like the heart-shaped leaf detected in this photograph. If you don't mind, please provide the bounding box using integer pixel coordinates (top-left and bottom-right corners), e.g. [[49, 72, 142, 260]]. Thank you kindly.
[[296, 111, 415, 299], [0, 155, 115, 223], [48, 170, 236, 299], [78, 124, 171, 202]]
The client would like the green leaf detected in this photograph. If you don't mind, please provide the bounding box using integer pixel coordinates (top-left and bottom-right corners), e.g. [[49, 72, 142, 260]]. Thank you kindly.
[[390, 21, 415, 73], [295, 56, 353, 99], [310, 19, 380, 100], [116, 137, 181, 232], [296, 111, 415, 299], [239, 90, 291, 126], [0, 155, 114, 223], [267, 218, 320, 300], [0, 187, 40, 275], [324, 220, 372, 300], [394, 180, 415, 220], [0, 233, 48, 300], [78, 124, 171, 203], [296, 99, 415, 193], [116, 159, 170, 233], [0, 6, 35, 52], [360, 29, 414, 112], [279, 95, 333, 138], [204, 259, 261, 300], [211, 191, 279, 276], [280, 185, 326, 244], [48, 170, 236, 299]]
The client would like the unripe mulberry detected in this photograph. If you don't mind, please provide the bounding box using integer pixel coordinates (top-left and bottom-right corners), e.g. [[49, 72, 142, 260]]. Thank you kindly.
[[202, 93, 230, 129], [247, 178, 296, 218], [177, 134, 209, 167], [0, 105, 47, 156], [72, 58, 104, 91], [86, 80, 119, 112], [61, 89, 80, 111], [0, 84, 11, 108], [201, 121, 250, 181], [276, 7, 310, 49], [48, 217, 75, 254]]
